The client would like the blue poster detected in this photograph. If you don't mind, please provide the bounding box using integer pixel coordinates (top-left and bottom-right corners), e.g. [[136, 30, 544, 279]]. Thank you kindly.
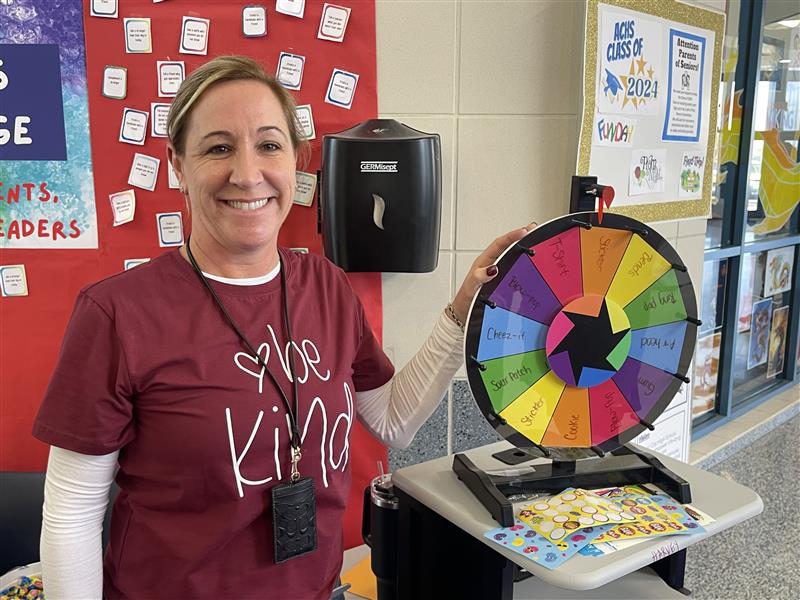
[[0, 44, 67, 161], [0, 0, 97, 248], [662, 28, 707, 143]]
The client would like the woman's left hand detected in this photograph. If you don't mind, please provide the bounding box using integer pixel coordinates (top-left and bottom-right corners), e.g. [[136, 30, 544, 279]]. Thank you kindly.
[[449, 222, 538, 326]]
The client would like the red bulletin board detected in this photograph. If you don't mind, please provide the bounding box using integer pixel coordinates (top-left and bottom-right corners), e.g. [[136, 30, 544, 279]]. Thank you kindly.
[[1, 0, 383, 549]]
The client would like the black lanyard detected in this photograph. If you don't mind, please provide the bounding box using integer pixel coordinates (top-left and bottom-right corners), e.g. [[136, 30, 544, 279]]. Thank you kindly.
[[185, 238, 304, 482]]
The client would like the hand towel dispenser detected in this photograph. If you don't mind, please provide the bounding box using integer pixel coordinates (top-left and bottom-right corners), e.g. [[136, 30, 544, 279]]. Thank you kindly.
[[319, 119, 441, 272]]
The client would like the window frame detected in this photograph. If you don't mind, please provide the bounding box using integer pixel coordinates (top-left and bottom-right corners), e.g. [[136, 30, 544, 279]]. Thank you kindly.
[[693, 0, 800, 436]]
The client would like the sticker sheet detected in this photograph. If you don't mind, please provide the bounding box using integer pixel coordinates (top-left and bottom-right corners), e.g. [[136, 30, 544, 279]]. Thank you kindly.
[[484, 517, 609, 570], [580, 486, 712, 555], [589, 485, 705, 543], [518, 488, 639, 542]]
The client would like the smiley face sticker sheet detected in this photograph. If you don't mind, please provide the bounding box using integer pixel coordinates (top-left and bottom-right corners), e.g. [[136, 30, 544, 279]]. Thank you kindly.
[[483, 517, 608, 570], [517, 488, 639, 542], [484, 485, 708, 567], [588, 485, 705, 543]]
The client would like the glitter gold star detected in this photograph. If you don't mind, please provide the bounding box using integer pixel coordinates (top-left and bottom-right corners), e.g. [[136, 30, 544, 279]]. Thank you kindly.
[[647, 65, 655, 79], [636, 56, 647, 74]]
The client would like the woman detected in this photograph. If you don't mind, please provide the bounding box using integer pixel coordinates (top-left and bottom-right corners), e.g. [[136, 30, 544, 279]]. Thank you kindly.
[[33, 56, 534, 599]]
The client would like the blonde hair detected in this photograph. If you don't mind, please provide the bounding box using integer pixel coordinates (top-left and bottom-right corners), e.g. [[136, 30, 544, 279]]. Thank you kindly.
[[167, 55, 309, 165]]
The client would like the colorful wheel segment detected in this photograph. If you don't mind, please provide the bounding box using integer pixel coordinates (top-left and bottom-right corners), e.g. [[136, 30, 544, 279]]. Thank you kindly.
[[465, 212, 698, 458]]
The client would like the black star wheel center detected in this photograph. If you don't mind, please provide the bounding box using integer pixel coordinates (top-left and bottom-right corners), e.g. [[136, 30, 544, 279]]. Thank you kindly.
[[546, 296, 632, 387]]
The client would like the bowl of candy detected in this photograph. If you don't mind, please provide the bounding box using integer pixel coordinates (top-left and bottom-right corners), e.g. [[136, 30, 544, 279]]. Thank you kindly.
[[1, 563, 44, 600]]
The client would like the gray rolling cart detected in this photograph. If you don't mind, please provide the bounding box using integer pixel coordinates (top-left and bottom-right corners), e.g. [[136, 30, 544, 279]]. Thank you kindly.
[[389, 441, 762, 600]]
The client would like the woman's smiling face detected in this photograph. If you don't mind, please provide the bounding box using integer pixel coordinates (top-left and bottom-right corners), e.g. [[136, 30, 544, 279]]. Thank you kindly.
[[169, 79, 297, 262]]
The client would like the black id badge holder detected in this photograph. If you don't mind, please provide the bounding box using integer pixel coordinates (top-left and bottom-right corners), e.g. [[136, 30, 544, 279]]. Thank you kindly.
[[272, 447, 317, 563]]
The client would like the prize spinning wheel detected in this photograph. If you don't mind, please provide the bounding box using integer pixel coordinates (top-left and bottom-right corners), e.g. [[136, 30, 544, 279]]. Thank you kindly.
[[465, 212, 699, 460]]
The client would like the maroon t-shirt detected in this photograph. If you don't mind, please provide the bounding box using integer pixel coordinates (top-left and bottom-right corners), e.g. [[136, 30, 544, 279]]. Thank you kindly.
[[33, 248, 394, 599]]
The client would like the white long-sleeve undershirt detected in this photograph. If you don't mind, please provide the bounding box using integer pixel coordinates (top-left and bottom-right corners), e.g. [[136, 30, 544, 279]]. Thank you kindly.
[[39, 311, 464, 599], [40, 446, 118, 600]]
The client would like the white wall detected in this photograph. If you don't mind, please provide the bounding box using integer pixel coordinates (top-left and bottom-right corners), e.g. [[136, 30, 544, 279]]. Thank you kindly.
[[376, 0, 713, 454]]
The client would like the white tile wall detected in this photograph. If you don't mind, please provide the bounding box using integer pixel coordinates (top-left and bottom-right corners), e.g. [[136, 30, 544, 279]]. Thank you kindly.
[[454, 252, 481, 295], [649, 220, 679, 245], [375, 1, 457, 115], [454, 251, 480, 379], [676, 234, 707, 308], [677, 218, 709, 238], [459, 1, 584, 115], [382, 253, 454, 371], [456, 116, 579, 250], [678, 0, 726, 14]]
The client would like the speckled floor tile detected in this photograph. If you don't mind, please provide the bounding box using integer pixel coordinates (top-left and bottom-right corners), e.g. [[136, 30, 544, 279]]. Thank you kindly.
[[696, 402, 800, 470], [684, 416, 800, 599], [388, 393, 448, 471], [451, 379, 502, 453]]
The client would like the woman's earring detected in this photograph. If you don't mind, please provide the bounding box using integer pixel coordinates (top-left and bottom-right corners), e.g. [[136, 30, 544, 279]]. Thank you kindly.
[[179, 184, 186, 195]]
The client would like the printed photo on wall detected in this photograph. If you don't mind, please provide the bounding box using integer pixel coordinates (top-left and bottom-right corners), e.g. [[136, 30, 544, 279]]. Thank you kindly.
[[629, 149, 666, 196], [692, 332, 721, 417], [767, 306, 789, 379], [764, 246, 794, 297], [699, 260, 726, 335], [747, 298, 773, 369], [797, 324, 800, 369], [737, 253, 756, 332], [679, 152, 705, 199]]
